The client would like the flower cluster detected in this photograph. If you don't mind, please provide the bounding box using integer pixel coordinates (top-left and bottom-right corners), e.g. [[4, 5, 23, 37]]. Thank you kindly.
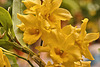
[[17, 0, 99, 67]]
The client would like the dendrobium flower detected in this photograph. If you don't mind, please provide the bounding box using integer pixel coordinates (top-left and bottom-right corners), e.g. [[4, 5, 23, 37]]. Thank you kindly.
[[36, 18, 99, 66], [75, 18, 99, 60], [17, 14, 42, 45], [0, 48, 11, 67], [61, 18, 99, 60], [36, 29, 82, 65], [36, 0, 72, 22]]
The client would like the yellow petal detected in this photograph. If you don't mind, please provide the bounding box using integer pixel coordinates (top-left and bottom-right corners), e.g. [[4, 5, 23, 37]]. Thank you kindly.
[[79, 18, 88, 40], [64, 32, 76, 48], [35, 46, 50, 52], [81, 61, 91, 67], [63, 61, 74, 67], [51, 8, 72, 21], [17, 23, 26, 31], [82, 44, 94, 60], [66, 45, 82, 61], [3, 55, 11, 67], [22, 0, 36, 9], [23, 27, 42, 45], [84, 33, 99, 42], [85, 48, 94, 60], [30, 4, 41, 11], [22, 0, 41, 9], [41, 29, 65, 47], [50, 48, 63, 63], [23, 9, 36, 14], [82, 18, 88, 23], [61, 25, 74, 35], [0, 48, 5, 67], [50, 0, 62, 13], [17, 14, 39, 27]]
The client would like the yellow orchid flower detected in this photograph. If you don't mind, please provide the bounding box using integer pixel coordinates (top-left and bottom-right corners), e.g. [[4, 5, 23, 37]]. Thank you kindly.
[[17, 14, 43, 45], [61, 18, 99, 60], [0, 48, 11, 67], [74, 61, 91, 67], [36, 0, 72, 22], [75, 18, 99, 60], [23, 27, 42, 45], [17, 23, 42, 45], [36, 29, 82, 64]]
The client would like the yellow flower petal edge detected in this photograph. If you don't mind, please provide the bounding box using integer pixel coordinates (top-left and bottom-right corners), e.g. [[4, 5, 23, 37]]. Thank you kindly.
[[61, 25, 74, 35], [49, 0, 62, 13], [79, 18, 88, 40], [23, 9, 36, 14], [51, 8, 72, 21], [17, 14, 39, 27], [35, 46, 50, 52], [17, 23, 26, 31], [84, 33, 99, 43], [74, 61, 91, 67], [82, 44, 94, 60]]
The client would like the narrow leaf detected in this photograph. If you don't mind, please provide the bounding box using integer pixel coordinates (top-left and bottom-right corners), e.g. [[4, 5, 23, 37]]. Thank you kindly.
[[0, 7, 15, 37], [12, 0, 26, 46], [0, 39, 13, 49]]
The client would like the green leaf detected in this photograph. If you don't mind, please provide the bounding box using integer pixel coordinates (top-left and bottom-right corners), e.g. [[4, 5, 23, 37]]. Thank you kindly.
[[0, 39, 13, 50], [0, 7, 12, 32], [6, 55, 19, 67], [12, 0, 26, 46], [0, 27, 9, 41], [0, 7, 15, 37]]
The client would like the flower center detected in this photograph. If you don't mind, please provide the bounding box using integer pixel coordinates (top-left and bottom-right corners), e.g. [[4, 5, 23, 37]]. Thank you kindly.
[[28, 28, 39, 35], [55, 48, 66, 58]]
